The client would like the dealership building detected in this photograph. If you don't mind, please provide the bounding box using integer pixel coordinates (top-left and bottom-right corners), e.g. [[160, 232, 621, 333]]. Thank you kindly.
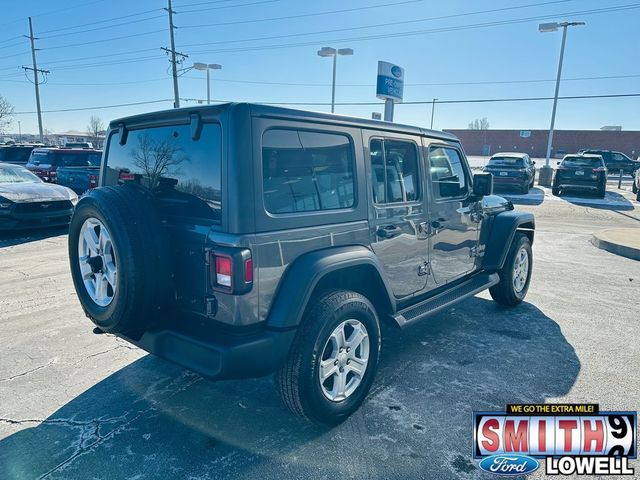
[[445, 129, 640, 159]]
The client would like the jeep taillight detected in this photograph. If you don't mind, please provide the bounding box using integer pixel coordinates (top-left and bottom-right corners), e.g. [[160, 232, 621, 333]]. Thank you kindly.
[[215, 255, 232, 287], [88, 174, 98, 188], [209, 248, 253, 294]]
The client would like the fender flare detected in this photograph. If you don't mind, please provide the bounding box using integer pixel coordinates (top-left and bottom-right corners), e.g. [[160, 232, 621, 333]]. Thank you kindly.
[[482, 211, 535, 271], [265, 245, 396, 330]]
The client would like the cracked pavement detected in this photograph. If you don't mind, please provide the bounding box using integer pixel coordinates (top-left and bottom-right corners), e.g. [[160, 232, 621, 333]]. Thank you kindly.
[[1, 183, 639, 479]]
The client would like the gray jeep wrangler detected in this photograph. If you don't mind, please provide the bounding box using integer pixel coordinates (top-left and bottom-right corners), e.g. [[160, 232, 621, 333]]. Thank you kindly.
[[68, 103, 534, 424]]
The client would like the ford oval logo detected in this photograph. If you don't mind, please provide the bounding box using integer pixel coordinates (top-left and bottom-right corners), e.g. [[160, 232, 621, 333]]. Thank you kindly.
[[391, 65, 402, 78], [478, 455, 539, 476]]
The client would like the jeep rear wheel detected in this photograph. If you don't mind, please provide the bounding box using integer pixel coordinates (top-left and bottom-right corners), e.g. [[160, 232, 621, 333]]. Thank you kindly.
[[276, 290, 381, 425], [68, 185, 171, 335], [489, 233, 532, 306]]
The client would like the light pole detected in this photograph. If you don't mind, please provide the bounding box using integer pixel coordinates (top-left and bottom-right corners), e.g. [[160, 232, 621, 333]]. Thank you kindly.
[[193, 62, 222, 104], [317, 47, 353, 113], [430, 98, 438, 129], [18, 121, 22, 143], [537, 21, 585, 186]]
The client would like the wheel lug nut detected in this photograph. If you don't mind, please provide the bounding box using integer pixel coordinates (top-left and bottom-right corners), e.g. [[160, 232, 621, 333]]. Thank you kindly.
[[334, 360, 339, 366], [346, 347, 350, 352], [347, 359, 351, 365], [339, 367, 344, 372]]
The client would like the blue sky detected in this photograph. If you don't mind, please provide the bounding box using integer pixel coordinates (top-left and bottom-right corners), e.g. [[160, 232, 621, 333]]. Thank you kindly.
[[0, 0, 638, 134]]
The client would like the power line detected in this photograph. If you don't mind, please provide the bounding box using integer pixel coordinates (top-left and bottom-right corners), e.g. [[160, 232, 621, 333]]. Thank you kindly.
[[245, 92, 640, 106], [12, 92, 640, 115], [13, 99, 172, 115], [181, 0, 428, 28], [39, 14, 166, 40], [41, 29, 166, 51], [178, 0, 282, 14], [180, 0, 575, 44], [185, 3, 640, 54], [37, 8, 163, 35]]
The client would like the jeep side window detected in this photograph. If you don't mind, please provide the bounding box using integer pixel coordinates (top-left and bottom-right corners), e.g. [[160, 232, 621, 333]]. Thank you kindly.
[[262, 129, 355, 214], [429, 146, 468, 200], [370, 139, 420, 204]]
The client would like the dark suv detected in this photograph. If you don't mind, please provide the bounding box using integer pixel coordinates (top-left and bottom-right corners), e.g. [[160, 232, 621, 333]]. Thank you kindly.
[[483, 152, 536, 194], [67, 104, 535, 424], [552, 154, 607, 198], [578, 149, 639, 175]]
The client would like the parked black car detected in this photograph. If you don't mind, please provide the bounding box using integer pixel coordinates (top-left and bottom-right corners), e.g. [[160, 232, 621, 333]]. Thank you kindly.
[[578, 149, 639, 175], [552, 154, 607, 198], [0, 162, 78, 230], [0, 145, 38, 165], [68, 103, 535, 425], [483, 152, 535, 194]]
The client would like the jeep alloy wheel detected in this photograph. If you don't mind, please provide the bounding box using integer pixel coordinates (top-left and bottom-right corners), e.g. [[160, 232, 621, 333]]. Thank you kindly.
[[78, 217, 117, 307], [319, 319, 370, 402], [512, 246, 529, 294], [277, 290, 381, 425]]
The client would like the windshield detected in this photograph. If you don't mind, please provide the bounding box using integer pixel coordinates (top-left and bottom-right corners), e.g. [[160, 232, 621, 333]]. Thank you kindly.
[[488, 157, 524, 167], [0, 164, 41, 183], [561, 157, 604, 168]]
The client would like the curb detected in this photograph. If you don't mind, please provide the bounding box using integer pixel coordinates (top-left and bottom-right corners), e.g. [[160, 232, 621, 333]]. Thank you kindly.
[[591, 230, 640, 261]]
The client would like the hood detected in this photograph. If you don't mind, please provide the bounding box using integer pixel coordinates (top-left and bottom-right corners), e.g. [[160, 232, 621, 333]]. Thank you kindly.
[[0, 182, 76, 203]]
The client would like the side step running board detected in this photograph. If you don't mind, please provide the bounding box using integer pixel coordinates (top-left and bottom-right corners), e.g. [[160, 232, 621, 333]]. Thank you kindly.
[[393, 272, 499, 328]]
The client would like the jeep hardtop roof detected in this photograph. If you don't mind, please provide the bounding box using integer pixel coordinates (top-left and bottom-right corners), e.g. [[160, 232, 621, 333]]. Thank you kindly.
[[108, 102, 460, 143]]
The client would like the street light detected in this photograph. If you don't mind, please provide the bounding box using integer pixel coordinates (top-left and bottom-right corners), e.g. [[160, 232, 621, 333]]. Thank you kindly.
[[317, 47, 354, 113], [430, 98, 438, 129], [537, 21, 585, 186], [193, 62, 222, 104]]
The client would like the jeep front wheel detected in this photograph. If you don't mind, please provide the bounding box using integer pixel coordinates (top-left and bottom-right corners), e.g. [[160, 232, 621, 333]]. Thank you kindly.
[[276, 290, 381, 425], [489, 233, 533, 306]]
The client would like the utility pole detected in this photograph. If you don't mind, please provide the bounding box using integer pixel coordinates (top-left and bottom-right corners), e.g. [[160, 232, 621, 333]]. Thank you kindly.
[[23, 17, 48, 143], [163, 0, 188, 108]]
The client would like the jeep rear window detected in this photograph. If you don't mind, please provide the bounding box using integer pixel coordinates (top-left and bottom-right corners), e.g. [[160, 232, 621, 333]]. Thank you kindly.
[[262, 129, 355, 214], [103, 123, 222, 222]]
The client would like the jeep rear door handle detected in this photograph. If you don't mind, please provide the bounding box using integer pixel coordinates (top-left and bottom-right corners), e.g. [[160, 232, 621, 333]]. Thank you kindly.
[[376, 225, 401, 239]]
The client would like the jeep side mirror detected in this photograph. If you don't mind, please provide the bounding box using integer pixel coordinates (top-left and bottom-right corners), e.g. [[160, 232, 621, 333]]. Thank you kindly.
[[472, 172, 493, 197]]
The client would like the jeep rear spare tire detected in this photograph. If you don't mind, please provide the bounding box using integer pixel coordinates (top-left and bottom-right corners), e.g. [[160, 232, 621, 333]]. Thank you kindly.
[[68, 185, 171, 335]]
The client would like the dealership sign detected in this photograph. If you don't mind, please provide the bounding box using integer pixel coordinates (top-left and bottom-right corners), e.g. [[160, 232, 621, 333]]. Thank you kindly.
[[376, 61, 404, 102], [473, 404, 637, 476]]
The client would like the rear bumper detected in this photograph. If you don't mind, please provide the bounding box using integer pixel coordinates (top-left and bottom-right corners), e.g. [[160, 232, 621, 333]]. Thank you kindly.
[[553, 181, 601, 191], [119, 321, 297, 380], [492, 177, 528, 189]]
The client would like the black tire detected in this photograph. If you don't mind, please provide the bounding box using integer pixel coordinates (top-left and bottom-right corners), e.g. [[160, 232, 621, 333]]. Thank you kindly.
[[489, 233, 533, 307], [597, 183, 606, 199], [276, 290, 381, 425], [529, 173, 535, 189], [521, 182, 529, 194], [636, 187, 640, 202], [552, 187, 560, 196], [632, 181, 637, 194], [68, 185, 171, 335]]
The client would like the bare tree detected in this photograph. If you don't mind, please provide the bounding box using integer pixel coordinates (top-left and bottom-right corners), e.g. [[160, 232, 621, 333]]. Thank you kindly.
[[468, 117, 490, 130], [131, 133, 186, 189], [86, 115, 104, 147], [0, 95, 14, 134]]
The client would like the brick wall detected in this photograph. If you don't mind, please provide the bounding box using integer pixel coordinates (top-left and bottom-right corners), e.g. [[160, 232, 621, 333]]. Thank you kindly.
[[445, 129, 640, 158]]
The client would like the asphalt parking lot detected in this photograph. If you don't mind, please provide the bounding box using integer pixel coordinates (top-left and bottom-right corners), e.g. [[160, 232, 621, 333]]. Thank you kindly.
[[1, 180, 639, 480]]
